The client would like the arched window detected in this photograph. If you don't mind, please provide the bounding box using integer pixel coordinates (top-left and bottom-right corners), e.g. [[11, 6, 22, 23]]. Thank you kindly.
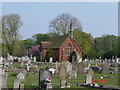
[[66, 44, 72, 56]]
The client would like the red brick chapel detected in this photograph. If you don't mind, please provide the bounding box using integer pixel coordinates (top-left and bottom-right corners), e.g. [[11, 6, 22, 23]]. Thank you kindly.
[[39, 29, 82, 63]]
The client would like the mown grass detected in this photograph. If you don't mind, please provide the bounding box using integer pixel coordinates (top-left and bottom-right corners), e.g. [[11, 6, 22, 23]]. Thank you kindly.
[[7, 63, 119, 88]]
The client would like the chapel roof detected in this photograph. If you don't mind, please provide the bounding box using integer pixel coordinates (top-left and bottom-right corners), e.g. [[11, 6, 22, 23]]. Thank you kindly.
[[40, 35, 68, 49]]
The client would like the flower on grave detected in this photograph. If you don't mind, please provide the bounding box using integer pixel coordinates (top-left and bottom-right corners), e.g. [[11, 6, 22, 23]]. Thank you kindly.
[[45, 78, 51, 83]]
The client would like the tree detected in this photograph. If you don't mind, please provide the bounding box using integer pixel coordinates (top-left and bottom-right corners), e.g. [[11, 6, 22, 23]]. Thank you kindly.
[[32, 33, 50, 45], [23, 38, 34, 50], [13, 40, 26, 56], [49, 13, 82, 35], [73, 30, 95, 59], [94, 35, 118, 58], [1, 14, 22, 55]]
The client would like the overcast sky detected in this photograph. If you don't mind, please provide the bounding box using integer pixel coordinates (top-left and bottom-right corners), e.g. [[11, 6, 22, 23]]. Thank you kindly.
[[2, 2, 118, 40]]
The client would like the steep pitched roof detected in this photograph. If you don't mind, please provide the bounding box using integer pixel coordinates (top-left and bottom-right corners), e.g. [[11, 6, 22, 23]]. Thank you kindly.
[[48, 35, 68, 48], [41, 41, 53, 49]]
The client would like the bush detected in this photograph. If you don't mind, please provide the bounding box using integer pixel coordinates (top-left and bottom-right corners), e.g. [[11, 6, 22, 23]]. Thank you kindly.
[[45, 49, 55, 62]]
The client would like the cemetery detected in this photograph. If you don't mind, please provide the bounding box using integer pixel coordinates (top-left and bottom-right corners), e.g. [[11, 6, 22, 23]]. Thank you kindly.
[[0, 54, 120, 89], [1, 3, 119, 89], [1, 22, 120, 89]]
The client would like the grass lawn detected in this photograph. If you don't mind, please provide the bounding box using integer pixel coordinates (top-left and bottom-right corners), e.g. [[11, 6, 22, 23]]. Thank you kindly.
[[6, 63, 119, 88]]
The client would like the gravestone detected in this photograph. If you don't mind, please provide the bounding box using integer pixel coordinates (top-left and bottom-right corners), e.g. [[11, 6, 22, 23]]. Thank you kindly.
[[19, 84, 24, 90], [86, 68, 94, 84], [40, 69, 52, 81], [0, 67, 2, 90], [22, 69, 27, 77], [70, 63, 77, 79], [33, 56, 36, 63], [0, 57, 3, 65], [55, 61, 59, 73], [18, 57, 21, 62], [72, 56, 76, 65], [26, 65, 30, 71], [78, 62, 85, 74], [59, 61, 67, 79], [29, 65, 38, 73], [27, 57, 31, 65], [39, 69, 52, 89], [20, 62, 24, 68], [17, 72, 25, 80], [64, 61, 72, 74], [60, 79, 67, 88], [59, 61, 67, 88], [49, 57, 53, 63], [102, 63, 109, 73], [2, 72, 8, 88], [14, 79, 20, 88], [114, 67, 119, 74]]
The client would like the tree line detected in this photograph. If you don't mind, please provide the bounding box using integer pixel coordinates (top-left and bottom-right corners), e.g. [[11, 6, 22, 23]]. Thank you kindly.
[[1, 14, 119, 59]]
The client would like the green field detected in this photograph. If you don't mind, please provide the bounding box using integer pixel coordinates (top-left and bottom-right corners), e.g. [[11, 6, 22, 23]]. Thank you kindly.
[[6, 63, 119, 88]]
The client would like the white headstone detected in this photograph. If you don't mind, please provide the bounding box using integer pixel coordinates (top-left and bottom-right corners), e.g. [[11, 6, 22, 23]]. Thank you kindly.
[[33, 57, 36, 63], [49, 57, 53, 63], [0, 57, 3, 65], [17, 72, 25, 80]]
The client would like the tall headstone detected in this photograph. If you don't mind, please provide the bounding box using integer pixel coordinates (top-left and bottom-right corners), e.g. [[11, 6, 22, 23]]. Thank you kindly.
[[59, 61, 67, 79], [33, 56, 36, 63], [49, 57, 53, 63], [64, 61, 72, 74], [72, 56, 76, 65], [59, 61, 67, 88], [0, 67, 2, 89], [22, 69, 27, 77], [55, 61, 59, 73], [2, 72, 8, 88], [86, 68, 94, 84], [0, 57, 3, 65], [78, 62, 85, 74], [70, 63, 77, 79]]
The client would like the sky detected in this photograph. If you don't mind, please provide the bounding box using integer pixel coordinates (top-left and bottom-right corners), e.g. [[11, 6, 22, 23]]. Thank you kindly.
[[2, 2, 118, 40]]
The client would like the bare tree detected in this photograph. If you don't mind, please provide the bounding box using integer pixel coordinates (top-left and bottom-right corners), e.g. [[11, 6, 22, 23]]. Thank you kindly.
[[49, 13, 82, 35], [1, 14, 22, 55]]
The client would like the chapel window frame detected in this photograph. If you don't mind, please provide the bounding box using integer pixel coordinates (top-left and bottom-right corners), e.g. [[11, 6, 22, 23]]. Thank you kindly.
[[66, 44, 72, 56]]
